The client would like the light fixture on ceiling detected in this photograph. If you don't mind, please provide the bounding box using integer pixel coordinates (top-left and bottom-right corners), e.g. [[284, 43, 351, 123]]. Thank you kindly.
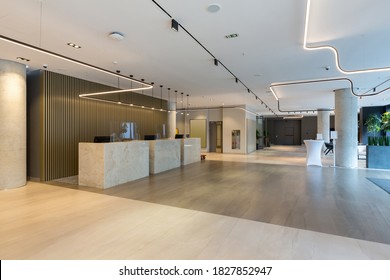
[[108, 32, 125, 41], [181, 92, 184, 115], [67, 42, 81, 49], [207, 3, 221, 13], [151, 82, 155, 109], [186, 94, 190, 116], [235, 77, 238, 83], [269, 87, 279, 101], [225, 33, 238, 39], [303, 0, 390, 75], [152, 2, 277, 116], [16, 56, 30, 62], [160, 85, 163, 110], [283, 115, 304, 119], [171, 19, 179, 32]]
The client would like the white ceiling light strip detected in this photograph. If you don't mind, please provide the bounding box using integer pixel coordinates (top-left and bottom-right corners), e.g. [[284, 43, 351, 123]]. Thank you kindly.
[[0, 34, 153, 98], [268, 0, 390, 114], [303, 0, 390, 75]]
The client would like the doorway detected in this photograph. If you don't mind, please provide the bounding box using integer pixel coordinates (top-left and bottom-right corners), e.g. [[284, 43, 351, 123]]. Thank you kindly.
[[209, 121, 223, 152], [274, 120, 301, 145]]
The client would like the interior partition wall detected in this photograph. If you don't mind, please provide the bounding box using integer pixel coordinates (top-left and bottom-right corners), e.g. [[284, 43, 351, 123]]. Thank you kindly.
[[27, 70, 167, 181]]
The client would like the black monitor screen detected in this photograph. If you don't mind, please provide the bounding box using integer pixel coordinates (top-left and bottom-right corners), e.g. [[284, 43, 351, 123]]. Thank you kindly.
[[93, 136, 111, 143], [144, 135, 157, 140]]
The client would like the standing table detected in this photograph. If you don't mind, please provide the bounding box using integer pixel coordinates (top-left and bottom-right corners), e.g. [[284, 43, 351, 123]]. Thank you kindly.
[[304, 140, 324, 166]]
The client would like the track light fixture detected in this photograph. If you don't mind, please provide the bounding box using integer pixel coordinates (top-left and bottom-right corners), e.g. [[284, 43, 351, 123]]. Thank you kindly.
[[152, 2, 278, 115], [171, 19, 179, 32]]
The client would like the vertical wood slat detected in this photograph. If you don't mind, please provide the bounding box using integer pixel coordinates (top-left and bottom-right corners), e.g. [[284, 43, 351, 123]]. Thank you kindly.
[[39, 71, 167, 181]]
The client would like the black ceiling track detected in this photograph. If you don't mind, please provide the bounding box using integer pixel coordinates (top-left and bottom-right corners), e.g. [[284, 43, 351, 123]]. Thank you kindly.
[[151, 0, 277, 116]]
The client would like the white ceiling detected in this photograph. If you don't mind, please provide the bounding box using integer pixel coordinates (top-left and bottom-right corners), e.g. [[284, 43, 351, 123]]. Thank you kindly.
[[1, 0, 390, 116]]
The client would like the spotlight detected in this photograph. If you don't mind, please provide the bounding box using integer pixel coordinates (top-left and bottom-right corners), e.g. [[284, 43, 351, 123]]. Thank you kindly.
[[235, 77, 238, 83], [171, 19, 179, 32], [214, 58, 218, 66]]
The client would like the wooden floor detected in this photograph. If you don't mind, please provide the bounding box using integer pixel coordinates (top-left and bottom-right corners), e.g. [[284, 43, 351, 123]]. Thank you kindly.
[[2, 146, 390, 259]]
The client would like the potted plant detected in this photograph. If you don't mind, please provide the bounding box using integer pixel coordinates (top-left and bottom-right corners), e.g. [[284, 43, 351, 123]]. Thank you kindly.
[[381, 112, 390, 133], [366, 112, 390, 169], [365, 113, 381, 145]]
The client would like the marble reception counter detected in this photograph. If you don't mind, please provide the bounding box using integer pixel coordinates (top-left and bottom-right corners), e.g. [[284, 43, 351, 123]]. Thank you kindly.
[[149, 139, 181, 174], [181, 138, 201, 165], [79, 138, 201, 188], [79, 141, 149, 189]]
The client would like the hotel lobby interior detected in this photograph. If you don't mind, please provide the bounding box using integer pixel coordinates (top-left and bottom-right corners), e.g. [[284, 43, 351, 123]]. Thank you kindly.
[[1, 0, 390, 259]]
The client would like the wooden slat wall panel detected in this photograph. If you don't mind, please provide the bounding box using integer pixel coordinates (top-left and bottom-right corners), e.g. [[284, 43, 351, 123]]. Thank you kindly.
[[40, 71, 167, 181]]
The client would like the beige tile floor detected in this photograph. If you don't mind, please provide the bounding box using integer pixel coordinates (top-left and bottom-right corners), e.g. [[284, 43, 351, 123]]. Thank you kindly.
[[1, 145, 389, 260], [1, 181, 390, 260]]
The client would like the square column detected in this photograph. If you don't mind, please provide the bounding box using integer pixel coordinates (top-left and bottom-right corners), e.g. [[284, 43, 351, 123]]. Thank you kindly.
[[0, 59, 26, 189]]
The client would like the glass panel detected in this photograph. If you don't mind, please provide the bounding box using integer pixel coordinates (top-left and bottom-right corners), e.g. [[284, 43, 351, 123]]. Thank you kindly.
[[232, 130, 240, 149]]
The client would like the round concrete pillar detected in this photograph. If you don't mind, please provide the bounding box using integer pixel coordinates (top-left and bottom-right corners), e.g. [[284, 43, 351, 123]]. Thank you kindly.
[[167, 101, 176, 139], [334, 88, 358, 168], [0, 59, 26, 189], [317, 109, 331, 143]]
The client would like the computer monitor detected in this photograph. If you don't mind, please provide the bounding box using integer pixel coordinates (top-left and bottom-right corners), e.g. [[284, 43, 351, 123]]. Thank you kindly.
[[93, 136, 111, 143], [144, 135, 157, 140]]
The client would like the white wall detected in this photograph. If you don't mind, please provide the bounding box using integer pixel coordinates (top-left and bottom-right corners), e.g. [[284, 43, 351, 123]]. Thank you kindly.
[[223, 108, 247, 154], [176, 109, 223, 151], [246, 116, 257, 154], [177, 107, 256, 154]]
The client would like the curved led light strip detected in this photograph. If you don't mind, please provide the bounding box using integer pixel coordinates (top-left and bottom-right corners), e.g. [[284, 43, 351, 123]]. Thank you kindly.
[[177, 106, 260, 116], [270, 77, 390, 113], [0, 34, 153, 97], [268, 0, 390, 114], [304, 0, 390, 75]]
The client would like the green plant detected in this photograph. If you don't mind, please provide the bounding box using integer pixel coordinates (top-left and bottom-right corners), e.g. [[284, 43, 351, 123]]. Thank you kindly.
[[365, 113, 381, 137], [381, 112, 390, 132], [385, 136, 390, 146], [256, 129, 260, 140]]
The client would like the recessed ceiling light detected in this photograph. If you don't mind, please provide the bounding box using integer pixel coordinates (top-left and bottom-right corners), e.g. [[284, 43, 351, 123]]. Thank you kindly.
[[67, 42, 81, 49], [16, 56, 30, 62], [207, 3, 221, 13], [108, 32, 125, 41], [225, 33, 238, 39]]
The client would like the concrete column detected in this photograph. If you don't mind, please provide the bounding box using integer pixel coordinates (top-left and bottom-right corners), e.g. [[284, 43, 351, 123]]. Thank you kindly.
[[334, 88, 358, 168], [317, 109, 331, 143], [167, 101, 176, 139], [0, 59, 26, 189]]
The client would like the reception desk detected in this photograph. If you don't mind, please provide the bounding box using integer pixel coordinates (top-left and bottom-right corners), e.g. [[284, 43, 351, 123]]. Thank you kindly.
[[181, 138, 201, 165], [79, 141, 149, 189], [149, 139, 181, 174], [304, 140, 324, 166]]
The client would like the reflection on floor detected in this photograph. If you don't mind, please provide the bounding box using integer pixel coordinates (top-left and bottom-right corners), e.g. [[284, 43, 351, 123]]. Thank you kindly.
[[1, 145, 389, 259], [205, 145, 366, 168]]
